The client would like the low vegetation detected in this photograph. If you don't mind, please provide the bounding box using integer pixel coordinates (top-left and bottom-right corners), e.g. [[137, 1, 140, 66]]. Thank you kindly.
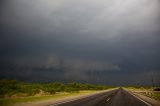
[[0, 79, 114, 98], [0, 79, 114, 106], [125, 86, 160, 101], [0, 91, 97, 106], [125, 86, 154, 90]]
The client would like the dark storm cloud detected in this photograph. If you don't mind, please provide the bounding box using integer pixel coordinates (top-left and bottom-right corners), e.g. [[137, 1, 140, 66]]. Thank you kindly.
[[0, 0, 160, 85]]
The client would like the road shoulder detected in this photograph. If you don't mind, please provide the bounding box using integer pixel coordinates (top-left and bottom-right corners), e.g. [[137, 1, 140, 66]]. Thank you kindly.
[[125, 88, 160, 106]]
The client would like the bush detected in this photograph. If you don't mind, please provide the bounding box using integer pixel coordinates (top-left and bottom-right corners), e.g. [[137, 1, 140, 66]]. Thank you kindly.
[[0, 79, 20, 96], [154, 87, 160, 91]]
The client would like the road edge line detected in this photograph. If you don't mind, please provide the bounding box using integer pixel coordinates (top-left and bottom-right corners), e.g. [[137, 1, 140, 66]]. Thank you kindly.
[[126, 90, 152, 106]]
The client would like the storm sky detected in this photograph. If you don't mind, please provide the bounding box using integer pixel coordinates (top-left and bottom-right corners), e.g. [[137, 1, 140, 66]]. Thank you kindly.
[[0, 0, 160, 85]]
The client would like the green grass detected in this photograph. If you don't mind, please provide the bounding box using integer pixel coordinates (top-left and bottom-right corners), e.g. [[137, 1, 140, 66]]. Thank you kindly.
[[144, 92, 160, 100], [0, 79, 113, 97], [152, 93, 160, 100], [0, 90, 97, 106], [0, 79, 115, 106]]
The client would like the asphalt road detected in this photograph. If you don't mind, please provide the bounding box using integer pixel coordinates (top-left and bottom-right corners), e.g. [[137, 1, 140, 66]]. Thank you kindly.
[[50, 88, 151, 106]]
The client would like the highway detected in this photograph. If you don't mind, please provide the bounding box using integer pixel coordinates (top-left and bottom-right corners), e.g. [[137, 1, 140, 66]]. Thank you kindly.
[[49, 88, 151, 106]]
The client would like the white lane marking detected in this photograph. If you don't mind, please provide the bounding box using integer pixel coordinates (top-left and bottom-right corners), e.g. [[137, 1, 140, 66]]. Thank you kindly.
[[128, 91, 152, 106], [106, 98, 110, 102]]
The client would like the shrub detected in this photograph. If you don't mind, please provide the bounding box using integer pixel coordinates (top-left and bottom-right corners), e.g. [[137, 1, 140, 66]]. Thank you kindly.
[[154, 87, 160, 91]]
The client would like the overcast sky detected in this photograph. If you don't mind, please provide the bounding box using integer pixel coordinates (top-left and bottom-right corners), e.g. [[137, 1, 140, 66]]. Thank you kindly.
[[0, 0, 160, 85]]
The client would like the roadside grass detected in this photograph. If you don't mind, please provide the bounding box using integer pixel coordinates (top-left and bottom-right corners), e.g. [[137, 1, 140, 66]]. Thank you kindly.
[[124, 87, 153, 91], [125, 87, 160, 101], [142, 92, 160, 100], [152, 93, 160, 100], [0, 90, 97, 106], [0, 79, 115, 106]]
